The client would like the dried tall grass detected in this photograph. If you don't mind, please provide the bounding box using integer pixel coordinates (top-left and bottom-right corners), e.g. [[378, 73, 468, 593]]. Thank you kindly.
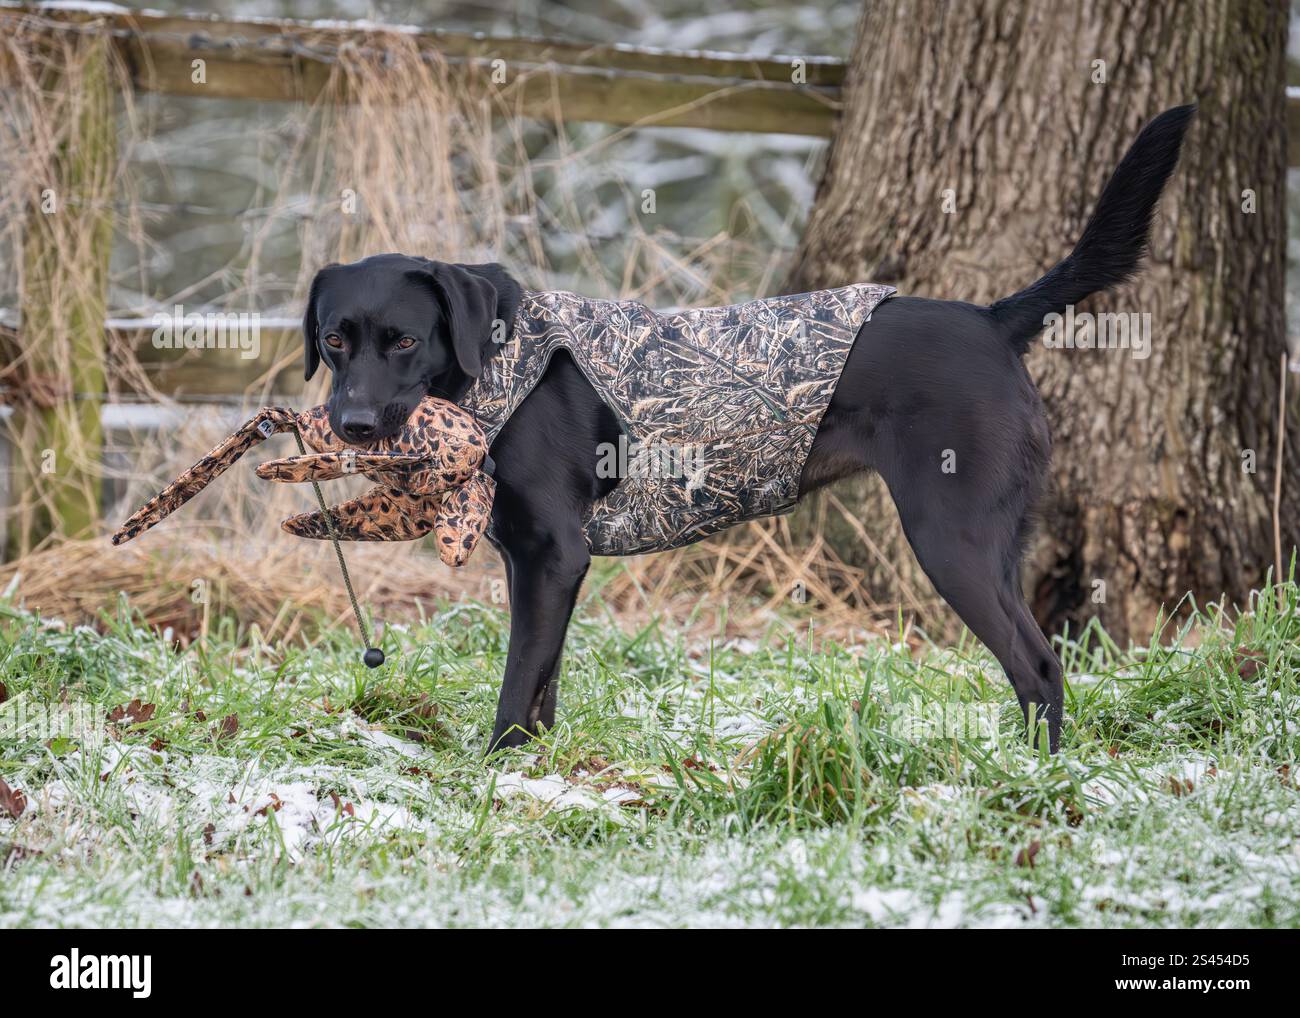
[[0, 536, 499, 649], [0, 19, 143, 554], [0, 13, 901, 645]]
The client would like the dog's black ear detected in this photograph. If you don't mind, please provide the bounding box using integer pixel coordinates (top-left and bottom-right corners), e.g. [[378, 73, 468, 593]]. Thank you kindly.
[[301, 264, 338, 381], [417, 262, 521, 378]]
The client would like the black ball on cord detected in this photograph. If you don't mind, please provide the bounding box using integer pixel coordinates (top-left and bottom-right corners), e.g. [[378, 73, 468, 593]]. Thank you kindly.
[[363, 647, 385, 669]]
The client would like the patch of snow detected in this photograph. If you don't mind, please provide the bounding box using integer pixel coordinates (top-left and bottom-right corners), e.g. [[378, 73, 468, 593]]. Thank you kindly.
[[494, 771, 640, 814], [850, 887, 918, 923]]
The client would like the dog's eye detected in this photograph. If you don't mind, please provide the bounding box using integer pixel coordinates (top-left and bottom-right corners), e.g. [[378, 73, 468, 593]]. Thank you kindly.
[[396, 335, 417, 351], [323, 333, 344, 350]]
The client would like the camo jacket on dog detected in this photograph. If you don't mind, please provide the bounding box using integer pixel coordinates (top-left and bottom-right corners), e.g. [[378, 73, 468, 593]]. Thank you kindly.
[[462, 283, 895, 555]]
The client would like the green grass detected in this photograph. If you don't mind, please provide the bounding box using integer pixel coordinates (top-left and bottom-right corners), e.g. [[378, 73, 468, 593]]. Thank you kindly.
[[0, 581, 1297, 928]]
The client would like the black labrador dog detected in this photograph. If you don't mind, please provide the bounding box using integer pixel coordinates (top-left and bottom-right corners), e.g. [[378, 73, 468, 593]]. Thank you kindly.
[[302, 106, 1192, 753]]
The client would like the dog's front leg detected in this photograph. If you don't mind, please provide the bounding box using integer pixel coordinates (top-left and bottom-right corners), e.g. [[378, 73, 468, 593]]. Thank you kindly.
[[488, 526, 590, 753]]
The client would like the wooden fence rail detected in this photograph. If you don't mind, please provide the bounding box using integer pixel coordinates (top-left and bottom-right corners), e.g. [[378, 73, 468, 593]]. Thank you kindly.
[[0, 3, 844, 135]]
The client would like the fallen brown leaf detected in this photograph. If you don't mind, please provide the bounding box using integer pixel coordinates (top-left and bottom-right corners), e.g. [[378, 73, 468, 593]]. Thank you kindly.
[[0, 777, 28, 819], [328, 790, 355, 817], [1015, 840, 1041, 868], [251, 793, 283, 817], [681, 757, 717, 772], [107, 699, 157, 729], [215, 714, 239, 742], [1234, 647, 1266, 681]]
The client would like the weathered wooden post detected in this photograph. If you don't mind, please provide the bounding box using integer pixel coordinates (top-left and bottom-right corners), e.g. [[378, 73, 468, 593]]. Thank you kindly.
[[9, 28, 116, 557]]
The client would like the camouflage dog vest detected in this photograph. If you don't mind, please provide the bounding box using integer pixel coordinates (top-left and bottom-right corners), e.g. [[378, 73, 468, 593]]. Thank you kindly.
[[462, 283, 895, 556]]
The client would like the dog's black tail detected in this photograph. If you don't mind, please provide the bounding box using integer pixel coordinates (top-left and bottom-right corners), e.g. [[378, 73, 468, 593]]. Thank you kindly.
[[988, 104, 1195, 354]]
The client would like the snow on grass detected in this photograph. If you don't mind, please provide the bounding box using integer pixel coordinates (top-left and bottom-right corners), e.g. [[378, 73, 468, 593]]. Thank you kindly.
[[1, 586, 1298, 927]]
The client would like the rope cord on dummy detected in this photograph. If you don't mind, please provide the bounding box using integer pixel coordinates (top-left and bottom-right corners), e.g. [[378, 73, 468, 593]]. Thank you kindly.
[[290, 423, 383, 668]]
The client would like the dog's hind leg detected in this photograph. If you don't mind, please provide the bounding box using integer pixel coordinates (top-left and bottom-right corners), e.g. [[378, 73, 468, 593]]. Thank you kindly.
[[892, 494, 1063, 750], [870, 423, 1064, 751]]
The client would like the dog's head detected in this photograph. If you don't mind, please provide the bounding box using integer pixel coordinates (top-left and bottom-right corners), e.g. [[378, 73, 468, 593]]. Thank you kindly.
[[302, 254, 521, 444]]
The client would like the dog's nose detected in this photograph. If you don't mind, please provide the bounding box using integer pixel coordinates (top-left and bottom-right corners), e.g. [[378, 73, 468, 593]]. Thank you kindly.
[[339, 410, 378, 443]]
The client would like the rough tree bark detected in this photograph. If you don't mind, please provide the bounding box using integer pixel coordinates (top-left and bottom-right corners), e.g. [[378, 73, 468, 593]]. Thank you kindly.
[[790, 0, 1299, 643]]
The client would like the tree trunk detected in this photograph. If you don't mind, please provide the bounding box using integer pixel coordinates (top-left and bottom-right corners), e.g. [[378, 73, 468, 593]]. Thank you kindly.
[[790, 0, 1299, 643]]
